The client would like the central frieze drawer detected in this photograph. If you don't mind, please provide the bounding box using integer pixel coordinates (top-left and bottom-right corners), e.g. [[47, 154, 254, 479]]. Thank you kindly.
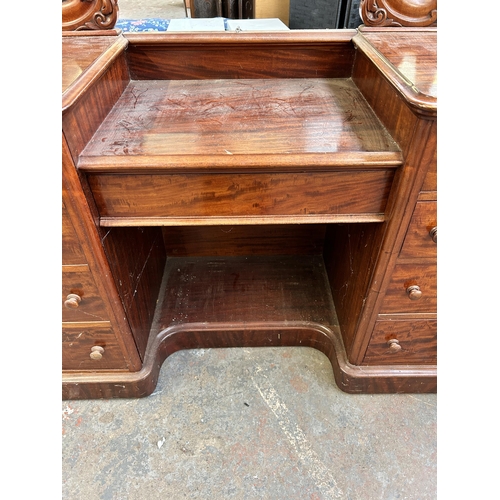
[[88, 170, 395, 220]]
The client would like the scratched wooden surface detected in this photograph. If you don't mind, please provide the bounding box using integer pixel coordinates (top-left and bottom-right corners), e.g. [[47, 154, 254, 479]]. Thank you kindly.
[[81, 78, 400, 163], [359, 29, 437, 98], [62, 37, 116, 92], [157, 255, 337, 328]]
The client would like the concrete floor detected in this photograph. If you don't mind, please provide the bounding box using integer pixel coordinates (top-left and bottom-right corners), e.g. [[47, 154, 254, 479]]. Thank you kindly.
[[118, 0, 188, 19], [62, 2, 437, 498], [62, 347, 436, 499]]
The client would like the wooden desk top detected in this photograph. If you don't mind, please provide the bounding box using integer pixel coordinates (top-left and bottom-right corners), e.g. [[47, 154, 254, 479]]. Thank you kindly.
[[79, 77, 401, 172], [354, 28, 437, 117], [62, 32, 127, 111]]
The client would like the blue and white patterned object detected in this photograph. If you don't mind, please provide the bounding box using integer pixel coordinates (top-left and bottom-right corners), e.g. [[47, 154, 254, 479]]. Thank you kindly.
[[115, 18, 170, 32]]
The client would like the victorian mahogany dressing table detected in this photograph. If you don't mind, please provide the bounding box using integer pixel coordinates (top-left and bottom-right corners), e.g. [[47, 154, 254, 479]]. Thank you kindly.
[[62, 1, 437, 399]]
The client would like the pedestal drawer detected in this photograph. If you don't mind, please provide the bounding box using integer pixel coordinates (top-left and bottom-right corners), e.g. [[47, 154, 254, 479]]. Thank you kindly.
[[62, 267, 109, 322], [62, 323, 128, 370], [380, 263, 437, 314], [400, 201, 437, 259], [362, 318, 437, 365]]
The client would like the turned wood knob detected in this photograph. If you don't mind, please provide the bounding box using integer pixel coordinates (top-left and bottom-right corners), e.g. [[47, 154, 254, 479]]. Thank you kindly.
[[387, 339, 402, 353], [64, 293, 81, 309], [406, 285, 422, 300], [90, 346, 104, 360], [429, 226, 437, 243]]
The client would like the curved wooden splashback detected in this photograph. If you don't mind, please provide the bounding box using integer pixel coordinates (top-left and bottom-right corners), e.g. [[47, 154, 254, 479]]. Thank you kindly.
[[359, 0, 437, 27], [62, 0, 119, 31]]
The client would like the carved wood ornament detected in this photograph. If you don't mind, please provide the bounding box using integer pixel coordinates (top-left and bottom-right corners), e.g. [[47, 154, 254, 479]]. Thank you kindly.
[[62, 0, 119, 31], [359, 0, 437, 27]]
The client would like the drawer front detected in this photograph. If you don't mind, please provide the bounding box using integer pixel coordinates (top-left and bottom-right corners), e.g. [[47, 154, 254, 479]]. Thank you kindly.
[[362, 318, 437, 365], [62, 268, 109, 322], [88, 170, 395, 220], [62, 324, 128, 370], [400, 201, 437, 259], [380, 263, 436, 314], [62, 202, 86, 265]]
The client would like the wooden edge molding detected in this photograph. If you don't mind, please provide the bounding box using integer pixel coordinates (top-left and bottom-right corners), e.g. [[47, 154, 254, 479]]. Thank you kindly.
[[124, 30, 357, 45], [77, 153, 403, 172], [98, 214, 386, 227], [62, 0, 119, 31], [62, 34, 128, 113], [62, 321, 437, 399], [352, 31, 437, 118], [359, 0, 437, 27], [62, 29, 122, 37]]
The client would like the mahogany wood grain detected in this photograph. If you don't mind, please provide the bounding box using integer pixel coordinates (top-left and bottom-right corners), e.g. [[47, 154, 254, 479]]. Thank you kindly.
[[324, 222, 383, 354], [124, 31, 356, 80], [157, 256, 335, 327], [62, 34, 128, 114], [399, 201, 437, 260], [347, 39, 437, 364], [62, 255, 436, 398], [352, 51, 420, 151], [62, 36, 119, 93], [359, 0, 437, 28], [62, 0, 119, 31], [62, 31, 438, 397], [380, 262, 437, 314], [99, 227, 167, 360], [421, 145, 437, 192], [63, 136, 142, 371], [62, 201, 86, 265], [63, 323, 128, 371], [353, 29, 437, 118], [62, 268, 109, 323], [327, 56, 416, 358], [87, 170, 394, 223], [357, 29, 437, 98], [79, 78, 401, 171], [347, 123, 436, 363], [63, 321, 437, 399], [362, 318, 437, 365], [62, 38, 129, 163], [162, 225, 326, 257], [320, 40, 432, 358], [347, 119, 436, 363]]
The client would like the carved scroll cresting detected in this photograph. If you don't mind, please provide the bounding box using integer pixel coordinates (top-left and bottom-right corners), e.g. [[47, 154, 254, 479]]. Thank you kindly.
[[359, 0, 437, 27], [62, 0, 119, 31]]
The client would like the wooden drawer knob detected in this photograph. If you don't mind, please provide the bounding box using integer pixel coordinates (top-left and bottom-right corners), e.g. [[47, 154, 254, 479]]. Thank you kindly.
[[90, 346, 104, 360], [429, 226, 437, 243], [64, 293, 81, 309], [387, 339, 402, 353], [406, 285, 422, 300]]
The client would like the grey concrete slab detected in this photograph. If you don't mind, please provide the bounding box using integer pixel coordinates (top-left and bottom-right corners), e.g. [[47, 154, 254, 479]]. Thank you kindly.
[[118, 0, 187, 19], [62, 346, 436, 499]]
